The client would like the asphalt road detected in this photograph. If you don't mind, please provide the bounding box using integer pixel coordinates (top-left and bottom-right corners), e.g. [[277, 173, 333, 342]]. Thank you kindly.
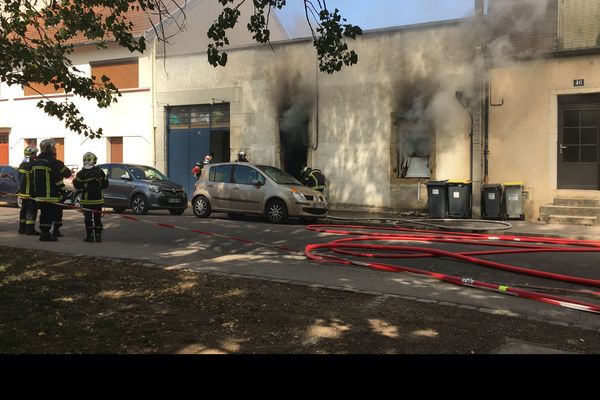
[[1, 205, 599, 333]]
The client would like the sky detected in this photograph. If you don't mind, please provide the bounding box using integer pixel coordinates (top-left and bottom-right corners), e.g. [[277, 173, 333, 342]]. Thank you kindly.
[[275, 0, 479, 38]]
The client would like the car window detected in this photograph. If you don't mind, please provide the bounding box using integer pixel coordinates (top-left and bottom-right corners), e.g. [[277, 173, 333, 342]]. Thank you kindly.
[[128, 165, 168, 181], [101, 167, 109, 176], [233, 165, 264, 185], [255, 165, 301, 185], [109, 166, 130, 180], [209, 165, 233, 183], [0, 167, 16, 180], [129, 166, 146, 180]]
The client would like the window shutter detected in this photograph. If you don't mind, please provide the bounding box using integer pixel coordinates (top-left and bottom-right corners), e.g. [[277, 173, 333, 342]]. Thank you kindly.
[[560, 0, 600, 49]]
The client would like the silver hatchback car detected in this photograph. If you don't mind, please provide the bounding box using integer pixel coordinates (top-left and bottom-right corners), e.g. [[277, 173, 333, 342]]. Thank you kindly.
[[191, 162, 328, 223]]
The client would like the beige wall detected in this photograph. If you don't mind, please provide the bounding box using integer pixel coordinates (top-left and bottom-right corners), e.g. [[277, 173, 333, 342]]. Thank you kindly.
[[155, 21, 479, 210], [489, 55, 600, 220]]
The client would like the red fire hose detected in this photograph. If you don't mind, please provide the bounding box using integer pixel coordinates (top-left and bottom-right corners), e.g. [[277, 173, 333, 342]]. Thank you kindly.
[[305, 224, 600, 314]]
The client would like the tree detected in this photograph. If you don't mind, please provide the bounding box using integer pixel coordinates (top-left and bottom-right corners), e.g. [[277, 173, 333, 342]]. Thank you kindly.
[[0, 0, 361, 138]]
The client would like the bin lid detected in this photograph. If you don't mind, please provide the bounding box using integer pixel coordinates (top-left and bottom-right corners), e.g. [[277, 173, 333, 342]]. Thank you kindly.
[[483, 184, 502, 189], [447, 179, 472, 185], [426, 180, 448, 185], [504, 182, 524, 186]]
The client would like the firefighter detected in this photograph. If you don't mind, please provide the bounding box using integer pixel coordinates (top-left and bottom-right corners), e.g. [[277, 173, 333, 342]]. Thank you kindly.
[[73, 152, 109, 242], [17, 145, 40, 235], [52, 158, 73, 237], [192, 153, 213, 179], [301, 166, 326, 193], [31, 139, 64, 241], [236, 150, 249, 162]]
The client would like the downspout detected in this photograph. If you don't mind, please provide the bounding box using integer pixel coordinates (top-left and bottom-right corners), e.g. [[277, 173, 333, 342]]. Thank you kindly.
[[312, 60, 319, 151], [152, 36, 157, 167]]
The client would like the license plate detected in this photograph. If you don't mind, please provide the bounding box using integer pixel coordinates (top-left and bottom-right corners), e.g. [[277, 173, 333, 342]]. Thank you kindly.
[[314, 203, 325, 209], [168, 198, 181, 203]]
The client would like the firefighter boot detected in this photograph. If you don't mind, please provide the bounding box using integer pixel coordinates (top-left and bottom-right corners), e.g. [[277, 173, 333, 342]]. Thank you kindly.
[[94, 228, 103, 243], [39, 228, 58, 242], [52, 225, 63, 237], [25, 224, 41, 236], [83, 229, 94, 243], [18, 222, 26, 234]]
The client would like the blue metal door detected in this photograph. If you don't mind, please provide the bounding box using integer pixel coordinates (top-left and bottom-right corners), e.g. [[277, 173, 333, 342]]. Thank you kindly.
[[168, 128, 210, 197]]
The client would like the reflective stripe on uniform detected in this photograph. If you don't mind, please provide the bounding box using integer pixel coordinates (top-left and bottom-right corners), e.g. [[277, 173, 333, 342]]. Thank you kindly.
[[80, 199, 104, 205]]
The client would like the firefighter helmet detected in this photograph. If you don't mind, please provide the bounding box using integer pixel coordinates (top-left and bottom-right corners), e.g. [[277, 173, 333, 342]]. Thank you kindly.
[[39, 139, 57, 154], [24, 146, 38, 157], [301, 166, 311, 176], [238, 150, 247, 159], [83, 152, 98, 167]]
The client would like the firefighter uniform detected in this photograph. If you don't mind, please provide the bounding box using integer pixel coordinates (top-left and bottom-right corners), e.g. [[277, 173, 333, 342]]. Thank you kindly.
[[302, 168, 326, 193], [17, 151, 39, 235], [73, 155, 108, 242], [31, 150, 65, 241], [51, 161, 73, 237]]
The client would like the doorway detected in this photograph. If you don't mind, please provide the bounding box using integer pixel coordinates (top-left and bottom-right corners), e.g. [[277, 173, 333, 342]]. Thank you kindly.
[[167, 104, 230, 196], [558, 94, 600, 190]]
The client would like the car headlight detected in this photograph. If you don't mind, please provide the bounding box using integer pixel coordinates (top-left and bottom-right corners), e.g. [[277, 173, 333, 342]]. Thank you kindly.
[[291, 187, 307, 202], [149, 185, 160, 193]]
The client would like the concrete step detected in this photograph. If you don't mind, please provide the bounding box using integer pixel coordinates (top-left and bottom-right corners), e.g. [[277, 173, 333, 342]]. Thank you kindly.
[[553, 197, 599, 207], [540, 205, 600, 218], [546, 215, 597, 226]]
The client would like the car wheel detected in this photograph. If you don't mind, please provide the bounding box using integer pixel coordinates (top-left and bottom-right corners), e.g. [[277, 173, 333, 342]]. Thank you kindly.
[[192, 196, 211, 218], [131, 194, 149, 215], [113, 208, 126, 214], [169, 208, 185, 216], [266, 199, 288, 224]]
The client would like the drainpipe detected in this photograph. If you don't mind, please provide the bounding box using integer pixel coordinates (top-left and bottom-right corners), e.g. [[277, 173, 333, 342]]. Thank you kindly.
[[312, 60, 319, 152]]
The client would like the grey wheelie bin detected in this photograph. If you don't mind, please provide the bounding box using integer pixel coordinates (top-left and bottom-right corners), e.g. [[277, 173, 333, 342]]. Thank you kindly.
[[426, 180, 448, 219], [447, 180, 472, 219], [504, 182, 525, 220], [482, 184, 503, 220]]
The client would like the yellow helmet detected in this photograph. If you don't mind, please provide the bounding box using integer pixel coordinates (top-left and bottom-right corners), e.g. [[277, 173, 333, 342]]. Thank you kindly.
[[83, 152, 97, 166], [24, 146, 38, 157]]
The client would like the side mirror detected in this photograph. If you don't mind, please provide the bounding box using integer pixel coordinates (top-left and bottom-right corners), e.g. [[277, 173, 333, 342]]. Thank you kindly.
[[252, 179, 263, 187], [120, 174, 131, 180]]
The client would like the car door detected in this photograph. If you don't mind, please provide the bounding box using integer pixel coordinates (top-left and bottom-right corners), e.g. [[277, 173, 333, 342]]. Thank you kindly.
[[104, 165, 134, 208], [230, 164, 267, 213], [0, 166, 19, 202], [206, 164, 233, 210]]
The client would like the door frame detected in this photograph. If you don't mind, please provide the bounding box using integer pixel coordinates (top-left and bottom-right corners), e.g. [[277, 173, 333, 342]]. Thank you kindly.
[[557, 94, 600, 190]]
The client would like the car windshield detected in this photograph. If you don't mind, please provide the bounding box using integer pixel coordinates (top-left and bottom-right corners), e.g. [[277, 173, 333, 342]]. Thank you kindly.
[[128, 165, 169, 181], [256, 165, 301, 185]]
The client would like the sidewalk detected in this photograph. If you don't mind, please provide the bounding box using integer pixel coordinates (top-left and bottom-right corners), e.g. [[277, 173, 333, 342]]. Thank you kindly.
[[324, 210, 600, 241]]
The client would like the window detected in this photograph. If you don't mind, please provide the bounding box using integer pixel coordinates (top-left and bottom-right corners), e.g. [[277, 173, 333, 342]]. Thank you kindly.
[[109, 166, 130, 180], [25, 138, 37, 148], [23, 81, 64, 96], [560, 0, 600, 50], [0, 166, 16, 180], [168, 103, 230, 130], [209, 165, 233, 183], [109, 137, 123, 163], [52, 138, 64, 162], [0, 133, 8, 164], [233, 165, 264, 185], [91, 59, 139, 90], [562, 108, 599, 163]]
